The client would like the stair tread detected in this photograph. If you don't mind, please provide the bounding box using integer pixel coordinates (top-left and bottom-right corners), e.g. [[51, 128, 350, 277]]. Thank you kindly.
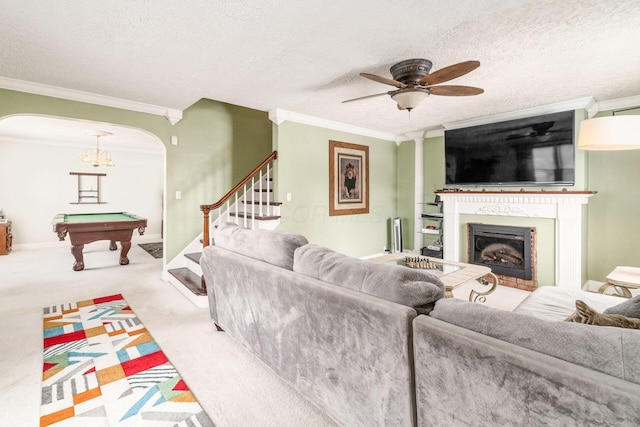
[[228, 212, 281, 220], [168, 268, 206, 296], [185, 252, 202, 264]]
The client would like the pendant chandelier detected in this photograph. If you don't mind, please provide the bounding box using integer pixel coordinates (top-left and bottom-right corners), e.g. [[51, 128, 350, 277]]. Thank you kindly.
[[80, 130, 115, 167]]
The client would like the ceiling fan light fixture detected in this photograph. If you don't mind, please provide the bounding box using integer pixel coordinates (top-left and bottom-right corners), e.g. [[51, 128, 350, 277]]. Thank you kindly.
[[342, 59, 482, 110], [391, 90, 429, 111]]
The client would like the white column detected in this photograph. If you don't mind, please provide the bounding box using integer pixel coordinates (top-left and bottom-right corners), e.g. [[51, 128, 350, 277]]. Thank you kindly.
[[441, 195, 460, 261], [556, 202, 584, 290], [413, 137, 424, 252]]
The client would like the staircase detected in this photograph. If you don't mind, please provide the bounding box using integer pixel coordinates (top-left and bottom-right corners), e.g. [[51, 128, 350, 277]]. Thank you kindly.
[[166, 151, 280, 307]]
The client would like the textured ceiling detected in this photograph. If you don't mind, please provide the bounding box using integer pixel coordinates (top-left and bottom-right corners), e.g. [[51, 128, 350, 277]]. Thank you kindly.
[[1, 0, 640, 142]]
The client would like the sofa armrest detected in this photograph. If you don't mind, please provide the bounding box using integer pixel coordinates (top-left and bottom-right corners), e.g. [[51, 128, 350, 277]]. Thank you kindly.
[[413, 315, 640, 427]]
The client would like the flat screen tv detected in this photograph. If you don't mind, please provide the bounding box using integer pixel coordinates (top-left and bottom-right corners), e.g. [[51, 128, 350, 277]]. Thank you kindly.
[[444, 110, 575, 187]]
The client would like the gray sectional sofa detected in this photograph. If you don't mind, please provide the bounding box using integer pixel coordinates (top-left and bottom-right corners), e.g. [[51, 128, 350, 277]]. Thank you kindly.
[[200, 223, 640, 427]]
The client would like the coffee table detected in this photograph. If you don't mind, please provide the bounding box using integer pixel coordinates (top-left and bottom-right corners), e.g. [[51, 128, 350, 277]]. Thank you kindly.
[[369, 253, 499, 303]]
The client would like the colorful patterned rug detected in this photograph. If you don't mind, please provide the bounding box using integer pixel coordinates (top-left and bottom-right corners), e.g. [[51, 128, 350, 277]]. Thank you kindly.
[[41, 294, 214, 427]]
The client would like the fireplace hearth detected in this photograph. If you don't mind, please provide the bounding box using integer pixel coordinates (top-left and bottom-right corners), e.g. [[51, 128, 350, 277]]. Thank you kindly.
[[468, 223, 537, 290]]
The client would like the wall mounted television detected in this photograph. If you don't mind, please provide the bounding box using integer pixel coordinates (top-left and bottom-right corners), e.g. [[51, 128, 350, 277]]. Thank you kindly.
[[444, 110, 575, 187]]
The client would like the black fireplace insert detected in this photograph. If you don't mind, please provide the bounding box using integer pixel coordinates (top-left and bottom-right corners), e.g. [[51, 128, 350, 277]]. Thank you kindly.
[[468, 223, 533, 280]]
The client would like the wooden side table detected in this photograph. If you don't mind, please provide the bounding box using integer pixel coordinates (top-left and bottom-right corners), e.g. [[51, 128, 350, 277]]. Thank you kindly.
[[598, 266, 640, 298], [0, 221, 12, 255]]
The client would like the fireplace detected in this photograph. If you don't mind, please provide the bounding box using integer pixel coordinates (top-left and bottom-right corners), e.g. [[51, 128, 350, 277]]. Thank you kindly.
[[438, 191, 594, 290], [468, 223, 537, 290]]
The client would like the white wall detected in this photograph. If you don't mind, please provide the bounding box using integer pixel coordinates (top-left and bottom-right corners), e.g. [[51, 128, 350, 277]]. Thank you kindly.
[[0, 140, 163, 247]]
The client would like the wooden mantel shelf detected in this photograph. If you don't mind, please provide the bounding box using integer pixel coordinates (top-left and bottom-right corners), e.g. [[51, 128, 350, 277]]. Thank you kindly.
[[436, 189, 596, 195]]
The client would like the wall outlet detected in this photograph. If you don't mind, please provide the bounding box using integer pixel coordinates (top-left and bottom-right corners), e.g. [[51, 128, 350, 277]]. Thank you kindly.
[[175, 190, 181, 200], [286, 192, 292, 201]]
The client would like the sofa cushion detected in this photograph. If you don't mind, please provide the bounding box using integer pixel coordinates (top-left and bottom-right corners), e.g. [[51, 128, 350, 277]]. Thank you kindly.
[[293, 244, 444, 313], [212, 222, 308, 270], [604, 295, 640, 319], [429, 297, 640, 384], [513, 286, 623, 321]]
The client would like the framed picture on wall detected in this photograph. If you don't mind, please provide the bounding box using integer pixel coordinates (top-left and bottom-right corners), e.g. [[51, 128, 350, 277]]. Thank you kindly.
[[329, 140, 369, 216]]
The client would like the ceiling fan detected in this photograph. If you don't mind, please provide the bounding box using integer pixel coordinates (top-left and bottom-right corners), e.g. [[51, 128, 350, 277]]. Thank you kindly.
[[343, 58, 484, 112]]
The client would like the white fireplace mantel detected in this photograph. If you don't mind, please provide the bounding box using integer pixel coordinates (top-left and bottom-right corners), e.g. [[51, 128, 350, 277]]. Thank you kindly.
[[437, 191, 595, 290]]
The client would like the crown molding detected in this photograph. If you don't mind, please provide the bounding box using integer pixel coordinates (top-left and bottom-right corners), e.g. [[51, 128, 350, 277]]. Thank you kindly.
[[0, 77, 183, 125], [397, 128, 446, 146], [442, 97, 597, 130], [596, 95, 640, 114], [268, 108, 397, 142], [424, 128, 445, 139]]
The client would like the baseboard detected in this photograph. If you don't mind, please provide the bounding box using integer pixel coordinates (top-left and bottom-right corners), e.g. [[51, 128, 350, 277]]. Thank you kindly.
[[582, 280, 605, 293]]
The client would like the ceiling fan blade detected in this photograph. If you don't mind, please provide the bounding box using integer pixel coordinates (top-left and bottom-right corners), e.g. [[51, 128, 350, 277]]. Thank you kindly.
[[360, 73, 406, 88], [419, 60, 480, 85], [428, 85, 484, 96], [342, 92, 390, 103]]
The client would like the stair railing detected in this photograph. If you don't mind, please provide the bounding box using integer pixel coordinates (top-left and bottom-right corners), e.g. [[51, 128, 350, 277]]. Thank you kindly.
[[200, 150, 277, 247]]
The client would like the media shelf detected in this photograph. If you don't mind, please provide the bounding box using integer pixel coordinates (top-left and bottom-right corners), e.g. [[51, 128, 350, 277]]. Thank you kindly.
[[419, 198, 443, 258]]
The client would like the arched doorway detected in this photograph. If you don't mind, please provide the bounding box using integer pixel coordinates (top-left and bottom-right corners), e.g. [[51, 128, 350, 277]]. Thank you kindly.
[[0, 114, 166, 252]]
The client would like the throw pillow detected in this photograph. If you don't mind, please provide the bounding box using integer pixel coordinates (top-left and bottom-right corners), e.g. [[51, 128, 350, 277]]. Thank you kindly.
[[603, 295, 640, 319], [566, 300, 640, 329]]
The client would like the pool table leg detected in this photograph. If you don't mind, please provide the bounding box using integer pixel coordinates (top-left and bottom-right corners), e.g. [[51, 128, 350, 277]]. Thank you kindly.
[[119, 241, 131, 265], [109, 240, 117, 251], [71, 244, 85, 271]]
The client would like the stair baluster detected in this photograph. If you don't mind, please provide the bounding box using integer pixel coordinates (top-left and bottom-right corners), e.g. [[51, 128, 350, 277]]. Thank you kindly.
[[266, 163, 271, 217], [170, 151, 279, 304], [199, 150, 279, 248]]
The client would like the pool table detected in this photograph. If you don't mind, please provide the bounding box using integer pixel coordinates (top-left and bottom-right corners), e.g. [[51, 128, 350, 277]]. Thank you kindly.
[[53, 212, 147, 271]]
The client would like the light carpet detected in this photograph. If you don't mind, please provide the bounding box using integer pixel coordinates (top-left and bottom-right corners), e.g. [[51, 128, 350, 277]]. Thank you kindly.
[[41, 293, 213, 427], [0, 242, 335, 427]]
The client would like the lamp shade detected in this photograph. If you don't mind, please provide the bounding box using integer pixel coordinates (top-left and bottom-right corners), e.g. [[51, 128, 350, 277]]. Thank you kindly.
[[391, 90, 429, 110], [578, 115, 640, 150]]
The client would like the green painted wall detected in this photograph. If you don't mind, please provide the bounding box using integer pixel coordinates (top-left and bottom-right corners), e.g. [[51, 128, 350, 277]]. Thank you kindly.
[[5, 85, 637, 282], [423, 135, 446, 195], [585, 107, 640, 281], [273, 121, 397, 257], [422, 108, 640, 285], [171, 99, 271, 257], [0, 89, 271, 260], [397, 140, 415, 250]]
